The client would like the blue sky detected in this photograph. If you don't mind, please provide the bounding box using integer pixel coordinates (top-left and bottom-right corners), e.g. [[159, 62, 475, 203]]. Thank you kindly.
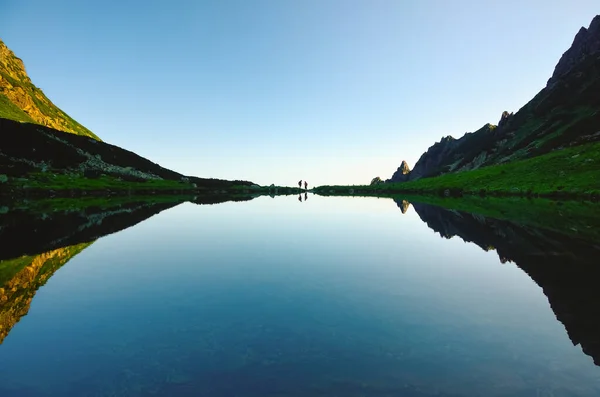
[[1, 1, 598, 186]]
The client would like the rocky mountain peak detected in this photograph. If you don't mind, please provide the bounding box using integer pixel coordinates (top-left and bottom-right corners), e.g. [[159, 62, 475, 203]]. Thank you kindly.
[[0, 40, 29, 82], [387, 160, 412, 183], [498, 110, 513, 129], [547, 15, 600, 87], [398, 160, 410, 174]]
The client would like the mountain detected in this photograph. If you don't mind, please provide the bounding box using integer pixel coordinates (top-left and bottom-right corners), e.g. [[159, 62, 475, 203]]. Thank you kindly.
[[0, 39, 99, 140], [388, 15, 600, 183], [0, 39, 259, 195], [0, 117, 257, 197]]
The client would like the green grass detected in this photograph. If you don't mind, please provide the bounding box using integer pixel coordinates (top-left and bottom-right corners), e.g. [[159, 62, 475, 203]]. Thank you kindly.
[[7, 173, 196, 191], [316, 142, 600, 199], [400, 194, 600, 243], [5, 194, 195, 214], [0, 242, 92, 287]]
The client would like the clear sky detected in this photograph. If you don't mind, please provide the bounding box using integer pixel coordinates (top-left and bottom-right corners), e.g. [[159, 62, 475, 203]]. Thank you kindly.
[[1, 1, 598, 186]]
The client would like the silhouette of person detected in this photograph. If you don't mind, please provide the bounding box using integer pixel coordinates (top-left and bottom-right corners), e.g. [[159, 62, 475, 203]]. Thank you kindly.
[[298, 193, 302, 202], [298, 180, 302, 189], [304, 192, 308, 201], [304, 181, 308, 190]]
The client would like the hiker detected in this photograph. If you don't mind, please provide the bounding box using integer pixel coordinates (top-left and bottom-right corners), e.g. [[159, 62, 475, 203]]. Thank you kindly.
[[304, 181, 308, 190], [298, 180, 302, 189]]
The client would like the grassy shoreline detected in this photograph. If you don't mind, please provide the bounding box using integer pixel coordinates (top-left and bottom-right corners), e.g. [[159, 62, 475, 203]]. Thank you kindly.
[[315, 142, 600, 201], [1, 172, 313, 199]]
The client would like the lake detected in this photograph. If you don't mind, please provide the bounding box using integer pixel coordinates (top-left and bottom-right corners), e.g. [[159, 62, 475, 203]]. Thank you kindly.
[[1, 195, 600, 397]]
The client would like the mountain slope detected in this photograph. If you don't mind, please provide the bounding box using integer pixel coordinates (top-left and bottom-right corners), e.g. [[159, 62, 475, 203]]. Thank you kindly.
[[388, 15, 600, 183], [0, 117, 257, 196], [0, 40, 260, 194], [0, 39, 99, 140]]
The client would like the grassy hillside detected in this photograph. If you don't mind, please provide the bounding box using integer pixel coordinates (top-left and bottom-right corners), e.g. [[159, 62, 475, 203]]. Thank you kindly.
[[0, 117, 261, 197], [0, 38, 100, 140]]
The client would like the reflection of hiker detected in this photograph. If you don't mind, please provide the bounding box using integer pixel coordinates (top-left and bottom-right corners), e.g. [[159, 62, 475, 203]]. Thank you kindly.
[[298, 194, 302, 202], [304, 192, 308, 201], [298, 180, 302, 189], [304, 181, 308, 190]]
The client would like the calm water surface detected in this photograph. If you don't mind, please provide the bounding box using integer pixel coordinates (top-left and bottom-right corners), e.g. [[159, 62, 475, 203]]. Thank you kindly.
[[1, 196, 599, 396]]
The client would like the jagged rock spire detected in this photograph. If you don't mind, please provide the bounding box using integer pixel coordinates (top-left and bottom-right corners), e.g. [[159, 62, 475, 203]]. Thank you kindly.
[[547, 15, 600, 86]]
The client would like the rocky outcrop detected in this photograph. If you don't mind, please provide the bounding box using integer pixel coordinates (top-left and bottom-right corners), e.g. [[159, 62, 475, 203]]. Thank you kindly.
[[395, 199, 410, 214], [407, 136, 459, 180], [547, 15, 600, 87], [497, 110, 513, 129], [387, 161, 411, 182], [370, 177, 384, 185], [387, 15, 600, 182], [411, 202, 600, 366], [391, 123, 496, 182], [0, 39, 99, 140]]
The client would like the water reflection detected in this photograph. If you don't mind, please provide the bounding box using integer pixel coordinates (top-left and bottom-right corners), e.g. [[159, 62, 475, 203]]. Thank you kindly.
[[396, 199, 600, 366], [0, 199, 186, 261], [0, 243, 92, 344], [1, 196, 600, 396], [0, 195, 262, 347]]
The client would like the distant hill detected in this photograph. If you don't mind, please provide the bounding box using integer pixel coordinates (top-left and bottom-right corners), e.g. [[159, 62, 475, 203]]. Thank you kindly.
[[388, 15, 600, 183], [0, 38, 100, 140]]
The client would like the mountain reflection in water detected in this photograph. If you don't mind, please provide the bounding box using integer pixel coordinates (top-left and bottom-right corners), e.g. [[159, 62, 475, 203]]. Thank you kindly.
[[396, 199, 600, 366], [1, 196, 600, 397]]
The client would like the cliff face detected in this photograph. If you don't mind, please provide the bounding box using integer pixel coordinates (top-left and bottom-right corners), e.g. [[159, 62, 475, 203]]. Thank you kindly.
[[388, 15, 600, 182], [406, 201, 600, 366], [0, 39, 99, 140], [548, 15, 600, 87]]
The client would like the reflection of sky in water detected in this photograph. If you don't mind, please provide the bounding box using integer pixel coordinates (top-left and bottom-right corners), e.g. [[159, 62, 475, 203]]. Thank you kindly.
[[1, 196, 599, 396]]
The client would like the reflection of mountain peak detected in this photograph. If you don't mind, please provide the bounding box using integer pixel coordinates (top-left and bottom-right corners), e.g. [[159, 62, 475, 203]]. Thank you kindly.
[[0, 243, 92, 344], [394, 199, 411, 214], [410, 201, 600, 365]]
